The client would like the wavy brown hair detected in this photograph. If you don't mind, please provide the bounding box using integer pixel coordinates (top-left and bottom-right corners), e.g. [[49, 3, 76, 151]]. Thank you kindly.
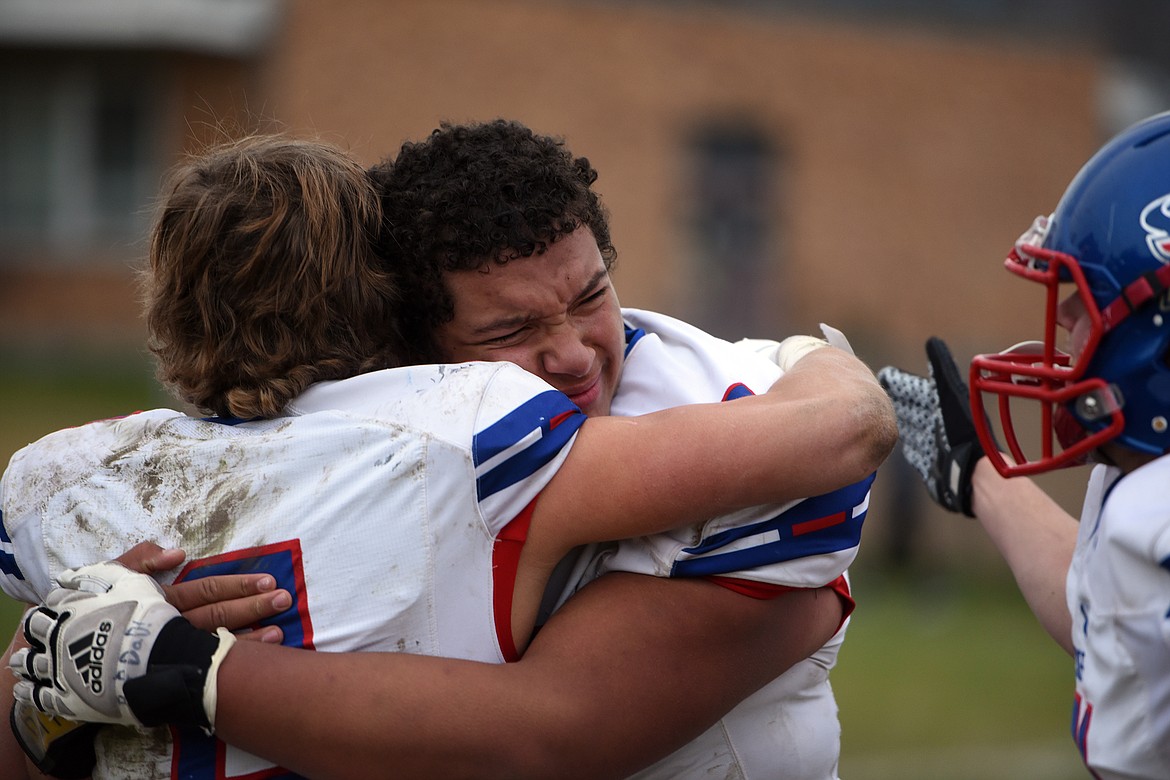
[[143, 135, 403, 418]]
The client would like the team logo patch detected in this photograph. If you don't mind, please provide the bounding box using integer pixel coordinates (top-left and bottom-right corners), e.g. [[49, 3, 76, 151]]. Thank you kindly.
[[1139, 194, 1170, 264]]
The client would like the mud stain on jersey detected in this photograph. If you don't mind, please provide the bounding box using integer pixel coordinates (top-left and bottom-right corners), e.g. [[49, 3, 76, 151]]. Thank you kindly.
[[36, 415, 280, 563], [95, 724, 172, 780], [130, 435, 278, 557]]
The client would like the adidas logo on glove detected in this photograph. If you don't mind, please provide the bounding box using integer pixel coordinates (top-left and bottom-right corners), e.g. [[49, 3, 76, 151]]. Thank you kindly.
[[68, 620, 113, 695]]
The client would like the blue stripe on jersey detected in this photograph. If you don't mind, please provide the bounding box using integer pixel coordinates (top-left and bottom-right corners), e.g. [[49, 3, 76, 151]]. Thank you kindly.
[[201, 416, 256, 426], [1162, 556, 1170, 618], [723, 383, 754, 401], [473, 390, 586, 501], [0, 510, 24, 581], [624, 322, 645, 357], [670, 473, 876, 578]]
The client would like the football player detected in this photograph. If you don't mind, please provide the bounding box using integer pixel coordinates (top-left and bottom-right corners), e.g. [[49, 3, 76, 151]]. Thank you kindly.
[[880, 111, 1170, 779]]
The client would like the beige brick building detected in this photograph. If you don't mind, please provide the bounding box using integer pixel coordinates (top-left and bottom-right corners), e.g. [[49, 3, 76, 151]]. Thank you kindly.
[[1, 0, 1142, 352]]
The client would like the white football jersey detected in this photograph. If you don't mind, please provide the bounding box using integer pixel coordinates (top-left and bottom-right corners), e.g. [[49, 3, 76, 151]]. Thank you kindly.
[[1067, 457, 1170, 779], [0, 362, 584, 780], [598, 309, 871, 780]]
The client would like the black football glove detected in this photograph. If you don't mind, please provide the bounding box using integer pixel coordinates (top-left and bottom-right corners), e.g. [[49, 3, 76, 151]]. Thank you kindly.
[[877, 337, 984, 516]]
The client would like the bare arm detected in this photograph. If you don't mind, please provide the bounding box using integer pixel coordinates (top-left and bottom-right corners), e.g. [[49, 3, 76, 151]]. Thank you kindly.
[[532, 346, 895, 552], [970, 458, 1077, 654], [214, 573, 842, 780], [514, 345, 891, 641]]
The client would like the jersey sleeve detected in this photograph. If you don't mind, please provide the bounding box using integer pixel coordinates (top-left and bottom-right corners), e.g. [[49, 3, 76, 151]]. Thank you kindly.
[[290, 362, 586, 540], [0, 410, 192, 605], [604, 308, 872, 588], [2, 433, 75, 604], [596, 474, 872, 588], [471, 363, 586, 535]]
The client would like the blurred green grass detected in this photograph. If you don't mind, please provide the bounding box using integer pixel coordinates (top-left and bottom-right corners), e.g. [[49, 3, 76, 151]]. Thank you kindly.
[[836, 570, 1088, 778], [0, 353, 1090, 778], [1, 347, 163, 622], [0, 347, 164, 459]]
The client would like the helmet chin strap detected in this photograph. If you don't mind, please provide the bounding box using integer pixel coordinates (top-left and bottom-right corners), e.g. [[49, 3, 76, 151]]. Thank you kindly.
[[1094, 441, 1162, 474], [1053, 405, 1091, 467], [1089, 445, 1118, 468], [1099, 263, 1170, 330]]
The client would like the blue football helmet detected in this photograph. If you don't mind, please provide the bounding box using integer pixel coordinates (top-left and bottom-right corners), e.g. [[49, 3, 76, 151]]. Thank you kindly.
[[971, 111, 1170, 476]]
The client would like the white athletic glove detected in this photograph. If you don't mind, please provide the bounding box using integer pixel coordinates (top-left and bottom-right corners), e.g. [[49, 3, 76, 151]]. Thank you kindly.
[[876, 337, 985, 516], [9, 561, 236, 732], [742, 323, 856, 373]]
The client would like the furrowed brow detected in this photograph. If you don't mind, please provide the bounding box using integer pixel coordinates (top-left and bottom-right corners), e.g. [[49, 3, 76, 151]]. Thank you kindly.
[[575, 269, 610, 302]]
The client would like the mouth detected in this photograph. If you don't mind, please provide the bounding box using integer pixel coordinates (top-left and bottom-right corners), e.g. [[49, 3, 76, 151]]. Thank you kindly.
[[563, 375, 602, 412]]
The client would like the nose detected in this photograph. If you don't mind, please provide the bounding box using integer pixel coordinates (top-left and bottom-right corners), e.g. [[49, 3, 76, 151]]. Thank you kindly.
[[1056, 291, 1086, 331], [539, 322, 593, 379]]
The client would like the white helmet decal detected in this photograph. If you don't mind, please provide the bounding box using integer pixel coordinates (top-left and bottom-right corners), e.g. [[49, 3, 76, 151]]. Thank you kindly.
[[1139, 193, 1170, 264]]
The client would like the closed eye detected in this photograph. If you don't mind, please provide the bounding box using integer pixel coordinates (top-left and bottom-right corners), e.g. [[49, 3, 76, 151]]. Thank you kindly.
[[479, 325, 531, 346], [577, 287, 608, 309]]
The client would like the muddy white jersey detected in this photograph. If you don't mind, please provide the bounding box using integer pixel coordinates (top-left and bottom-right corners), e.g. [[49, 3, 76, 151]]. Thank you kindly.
[[1068, 457, 1170, 779], [598, 309, 871, 780], [0, 361, 584, 780]]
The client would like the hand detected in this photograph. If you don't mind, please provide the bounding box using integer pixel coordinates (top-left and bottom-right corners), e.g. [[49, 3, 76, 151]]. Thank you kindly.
[[770, 323, 856, 372], [877, 337, 984, 516], [116, 542, 287, 643], [8, 548, 285, 778], [10, 562, 235, 731]]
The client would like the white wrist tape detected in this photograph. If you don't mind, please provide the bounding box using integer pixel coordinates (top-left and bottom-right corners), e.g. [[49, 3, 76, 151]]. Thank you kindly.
[[203, 627, 237, 732]]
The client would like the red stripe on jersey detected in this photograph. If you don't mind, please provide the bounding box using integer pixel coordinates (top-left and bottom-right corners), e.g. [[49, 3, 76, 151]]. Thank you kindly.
[[708, 577, 799, 599], [492, 497, 538, 663], [707, 574, 854, 632], [549, 410, 576, 429], [792, 510, 847, 537]]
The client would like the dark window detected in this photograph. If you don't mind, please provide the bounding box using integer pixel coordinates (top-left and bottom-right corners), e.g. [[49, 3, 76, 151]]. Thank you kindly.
[[0, 54, 164, 263], [683, 124, 783, 340]]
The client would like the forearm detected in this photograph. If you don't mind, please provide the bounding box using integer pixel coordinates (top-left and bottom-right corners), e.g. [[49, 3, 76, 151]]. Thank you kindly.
[[709, 346, 895, 503], [215, 573, 840, 780], [217, 643, 534, 779], [971, 458, 1077, 654], [547, 347, 896, 551], [772, 347, 898, 485], [517, 575, 843, 776]]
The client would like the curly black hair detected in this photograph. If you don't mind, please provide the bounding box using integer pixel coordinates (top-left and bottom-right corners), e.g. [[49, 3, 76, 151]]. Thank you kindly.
[[369, 119, 617, 363]]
